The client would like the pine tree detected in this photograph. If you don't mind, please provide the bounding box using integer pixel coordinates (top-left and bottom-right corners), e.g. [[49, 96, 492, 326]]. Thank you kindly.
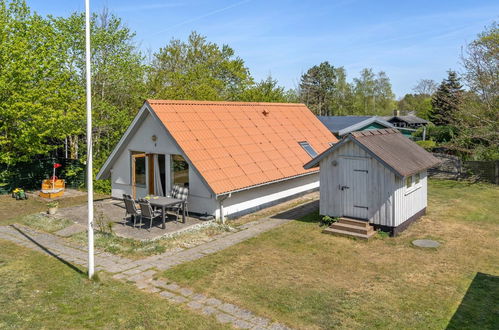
[[430, 71, 463, 125]]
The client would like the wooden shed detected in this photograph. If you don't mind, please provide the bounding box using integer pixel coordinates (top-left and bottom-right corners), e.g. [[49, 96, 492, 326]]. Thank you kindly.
[[304, 129, 440, 237]]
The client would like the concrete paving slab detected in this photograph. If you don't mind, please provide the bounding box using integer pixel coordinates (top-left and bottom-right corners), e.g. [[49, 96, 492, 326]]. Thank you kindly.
[[412, 239, 440, 248]]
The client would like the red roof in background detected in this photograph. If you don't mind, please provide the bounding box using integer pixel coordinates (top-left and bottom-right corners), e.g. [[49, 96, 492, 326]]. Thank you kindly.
[[147, 100, 337, 195]]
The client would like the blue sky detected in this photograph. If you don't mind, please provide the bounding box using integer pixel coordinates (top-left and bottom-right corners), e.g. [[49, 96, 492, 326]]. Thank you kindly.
[[28, 0, 498, 98]]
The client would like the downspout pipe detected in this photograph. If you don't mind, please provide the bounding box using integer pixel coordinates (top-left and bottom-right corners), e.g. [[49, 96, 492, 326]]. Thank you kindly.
[[217, 193, 231, 224]]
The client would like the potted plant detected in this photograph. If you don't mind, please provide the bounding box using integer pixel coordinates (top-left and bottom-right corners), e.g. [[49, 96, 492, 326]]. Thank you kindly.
[[47, 201, 59, 215]]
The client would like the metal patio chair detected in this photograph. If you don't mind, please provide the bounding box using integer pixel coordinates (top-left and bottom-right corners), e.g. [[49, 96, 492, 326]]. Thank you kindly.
[[170, 186, 189, 220], [123, 194, 141, 227], [168, 184, 180, 198], [138, 198, 162, 230]]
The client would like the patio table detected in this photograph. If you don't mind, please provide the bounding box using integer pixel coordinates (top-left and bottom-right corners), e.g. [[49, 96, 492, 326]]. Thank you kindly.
[[146, 196, 186, 228]]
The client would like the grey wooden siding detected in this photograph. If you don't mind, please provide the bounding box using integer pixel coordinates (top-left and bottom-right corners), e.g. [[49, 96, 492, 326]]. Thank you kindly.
[[319, 140, 395, 226]]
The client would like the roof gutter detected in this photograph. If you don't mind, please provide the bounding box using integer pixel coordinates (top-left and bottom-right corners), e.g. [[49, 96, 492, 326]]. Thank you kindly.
[[215, 170, 318, 198]]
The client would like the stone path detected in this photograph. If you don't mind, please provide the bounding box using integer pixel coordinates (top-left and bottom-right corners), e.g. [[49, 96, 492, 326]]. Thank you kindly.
[[55, 223, 86, 237], [0, 200, 318, 329]]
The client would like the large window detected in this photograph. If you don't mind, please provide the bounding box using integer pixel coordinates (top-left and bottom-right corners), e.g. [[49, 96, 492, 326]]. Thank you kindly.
[[171, 154, 189, 187]]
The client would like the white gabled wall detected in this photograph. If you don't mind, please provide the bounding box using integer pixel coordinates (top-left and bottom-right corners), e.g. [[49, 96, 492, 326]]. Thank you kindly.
[[110, 112, 217, 214], [216, 173, 319, 219]]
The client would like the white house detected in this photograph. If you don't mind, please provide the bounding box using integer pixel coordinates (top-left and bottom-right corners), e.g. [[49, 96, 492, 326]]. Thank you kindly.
[[97, 100, 337, 220], [304, 129, 440, 236]]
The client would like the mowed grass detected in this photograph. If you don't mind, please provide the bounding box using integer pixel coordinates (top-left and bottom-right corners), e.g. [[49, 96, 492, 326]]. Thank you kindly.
[[0, 193, 108, 225], [69, 223, 235, 259], [162, 180, 499, 329], [0, 240, 226, 329]]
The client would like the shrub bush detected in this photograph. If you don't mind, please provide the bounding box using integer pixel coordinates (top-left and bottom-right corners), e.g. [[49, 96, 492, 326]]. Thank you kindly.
[[413, 125, 458, 143], [321, 215, 338, 227], [416, 140, 437, 150]]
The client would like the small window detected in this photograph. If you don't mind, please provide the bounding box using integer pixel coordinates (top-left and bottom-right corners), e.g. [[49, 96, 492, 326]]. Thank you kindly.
[[415, 173, 420, 184], [299, 141, 317, 157], [406, 176, 412, 188]]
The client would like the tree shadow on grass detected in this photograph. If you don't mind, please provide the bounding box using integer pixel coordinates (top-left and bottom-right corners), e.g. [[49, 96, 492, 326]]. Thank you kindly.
[[447, 272, 499, 329], [10, 225, 86, 275], [269, 200, 320, 222]]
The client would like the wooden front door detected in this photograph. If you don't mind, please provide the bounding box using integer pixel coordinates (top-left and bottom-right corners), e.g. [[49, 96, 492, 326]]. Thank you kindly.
[[131, 153, 146, 199], [341, 157, 369, 220]]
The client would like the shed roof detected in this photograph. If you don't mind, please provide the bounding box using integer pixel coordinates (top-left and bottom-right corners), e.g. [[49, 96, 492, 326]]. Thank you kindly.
[[98, 100, 337, 196], [304, 128, 440, 177]]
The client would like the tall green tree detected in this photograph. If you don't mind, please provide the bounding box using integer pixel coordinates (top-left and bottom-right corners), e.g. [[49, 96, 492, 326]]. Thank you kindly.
[[462, 22, 498, 111], [353, 68, 394, 115], [51, 9, 146, 165], [299, 61, 336, 115], [329, 67, 354, 115], [430, 70, 463, 125], [148, 32, 253, 101], [373, 71, 395, 114], [397, 94, 432, 119], [239, 76, 289, 102], [452, 23, 499, 159], [353, 68, 375, 114], [0, 0, 67, 165], [299, 61, 352, 115]]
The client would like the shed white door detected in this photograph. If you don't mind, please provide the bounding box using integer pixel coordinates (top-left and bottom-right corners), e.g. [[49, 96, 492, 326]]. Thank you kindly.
[[341, 157, 369, 220]]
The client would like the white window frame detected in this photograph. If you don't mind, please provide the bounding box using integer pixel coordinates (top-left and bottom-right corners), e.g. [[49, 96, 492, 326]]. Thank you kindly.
[[405, 172, 422, 195]]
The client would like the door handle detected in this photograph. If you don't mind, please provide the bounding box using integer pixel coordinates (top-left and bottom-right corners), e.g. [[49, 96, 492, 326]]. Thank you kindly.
[[340, 185, 350, 191]]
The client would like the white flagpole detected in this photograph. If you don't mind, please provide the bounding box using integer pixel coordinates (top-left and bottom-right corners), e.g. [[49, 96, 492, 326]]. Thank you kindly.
[[85, 0, 94, 279]]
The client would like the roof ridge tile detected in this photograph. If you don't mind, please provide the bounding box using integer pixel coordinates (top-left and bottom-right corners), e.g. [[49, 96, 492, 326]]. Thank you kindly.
[[147, 99, 304, 107]]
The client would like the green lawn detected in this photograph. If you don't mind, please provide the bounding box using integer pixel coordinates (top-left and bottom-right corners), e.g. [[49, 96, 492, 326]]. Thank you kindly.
[[0, 193, 109, 225], [68, 223, 235, 259], [161, 180, 499, 329], [0, 240, 226, 329]]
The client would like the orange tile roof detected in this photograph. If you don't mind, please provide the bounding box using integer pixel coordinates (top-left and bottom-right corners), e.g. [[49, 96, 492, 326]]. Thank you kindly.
[[147, 100, 337, 195]]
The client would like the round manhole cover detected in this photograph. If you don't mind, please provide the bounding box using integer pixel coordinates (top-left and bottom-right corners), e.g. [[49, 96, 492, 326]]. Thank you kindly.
[[412, 239, 440, 248]]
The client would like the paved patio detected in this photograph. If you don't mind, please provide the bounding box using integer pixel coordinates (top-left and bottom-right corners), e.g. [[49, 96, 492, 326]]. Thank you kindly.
[[54, 198, 209, 240], [0, 199, 318, 329]]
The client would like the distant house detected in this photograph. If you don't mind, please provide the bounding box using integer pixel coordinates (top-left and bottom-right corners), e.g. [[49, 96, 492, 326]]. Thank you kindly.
[[317, 115, 415, 139], [97, 100, 337, 220], [304, 129, 440, 236], [383, 110, 428, 129]]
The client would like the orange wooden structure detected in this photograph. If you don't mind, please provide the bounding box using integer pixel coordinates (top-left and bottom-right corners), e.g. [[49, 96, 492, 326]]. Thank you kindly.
[[39, 179, 65, 198]]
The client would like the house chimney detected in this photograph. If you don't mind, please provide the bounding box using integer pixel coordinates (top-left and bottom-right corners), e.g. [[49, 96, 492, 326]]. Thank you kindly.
[[393, 109, 400, 116]]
